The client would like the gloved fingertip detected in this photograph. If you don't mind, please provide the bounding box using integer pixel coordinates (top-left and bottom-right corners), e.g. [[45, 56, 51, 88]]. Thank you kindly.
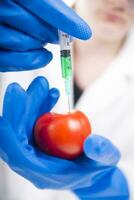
[[46, 88, 60, 109], [6, 82, 22, 91], [0, 49, 53, 72], [43, 49, 53, 61], [60, 1, 92, 40], [32, 76, 49, 88], [4, 82, 25, 99], [49, 88, 60, 99], [78, 23, 92, 40], [84, 134, 121, 166], [36, 48, 53, 68], [27, 76, 49, 94], [38, 88, 60, 115], [68, 20, 92, 40]]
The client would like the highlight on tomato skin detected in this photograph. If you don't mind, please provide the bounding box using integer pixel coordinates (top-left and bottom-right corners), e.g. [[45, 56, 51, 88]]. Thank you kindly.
[[34, 111, 92, 160]]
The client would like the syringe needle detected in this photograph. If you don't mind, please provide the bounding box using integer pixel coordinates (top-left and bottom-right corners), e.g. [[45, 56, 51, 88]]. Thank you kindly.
[[59, 30, 72, 113], [67, 95, 71, 113]]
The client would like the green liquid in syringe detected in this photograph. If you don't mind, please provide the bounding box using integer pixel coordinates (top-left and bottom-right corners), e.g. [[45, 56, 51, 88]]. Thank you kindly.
[[61, 50, 72, 79], [60, 49, 72, 112]]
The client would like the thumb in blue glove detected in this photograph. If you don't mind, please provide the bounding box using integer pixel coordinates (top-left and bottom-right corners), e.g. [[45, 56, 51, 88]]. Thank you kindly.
[[84, 135, 121, 166], [74, 135, 129, 200]]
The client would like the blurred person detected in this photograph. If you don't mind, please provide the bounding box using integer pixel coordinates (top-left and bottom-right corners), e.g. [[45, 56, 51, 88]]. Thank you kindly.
[[73, 0, 134, 198]]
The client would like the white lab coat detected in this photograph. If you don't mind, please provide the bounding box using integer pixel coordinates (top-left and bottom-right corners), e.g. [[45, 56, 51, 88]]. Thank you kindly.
[[0, 28, 134, 200]]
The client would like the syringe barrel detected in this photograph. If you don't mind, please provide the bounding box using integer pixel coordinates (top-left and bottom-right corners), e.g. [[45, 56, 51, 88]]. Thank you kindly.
[[60, 51, 72, 79], [59, 31, 71, 51]]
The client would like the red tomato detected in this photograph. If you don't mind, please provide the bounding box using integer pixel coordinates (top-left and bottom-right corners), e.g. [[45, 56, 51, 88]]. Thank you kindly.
[[34, 111, 92, 160]]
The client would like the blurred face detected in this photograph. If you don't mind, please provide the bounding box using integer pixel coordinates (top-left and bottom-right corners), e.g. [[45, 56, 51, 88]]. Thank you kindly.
[[75, 0, 134, 42]]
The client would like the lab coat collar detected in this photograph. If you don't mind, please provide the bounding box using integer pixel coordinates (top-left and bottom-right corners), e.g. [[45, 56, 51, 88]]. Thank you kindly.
[[75, 28, 134, 117]]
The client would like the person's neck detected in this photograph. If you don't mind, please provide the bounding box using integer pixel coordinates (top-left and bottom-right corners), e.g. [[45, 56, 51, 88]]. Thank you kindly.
[[73, 36, 125, 90], [74, 35, 124, 60]]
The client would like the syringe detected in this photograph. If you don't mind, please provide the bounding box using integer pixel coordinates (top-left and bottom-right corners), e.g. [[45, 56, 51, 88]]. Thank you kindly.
[[59, 30, 72, 112]]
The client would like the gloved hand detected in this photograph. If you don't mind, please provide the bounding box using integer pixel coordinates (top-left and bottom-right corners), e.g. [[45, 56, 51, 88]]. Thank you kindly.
[[0, 76, 129, 200], [74, 135, 129, 200], [0, 0, 92, 72]]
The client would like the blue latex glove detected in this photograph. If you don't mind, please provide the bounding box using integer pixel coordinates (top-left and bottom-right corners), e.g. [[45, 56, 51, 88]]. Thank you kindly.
[[0, 0, 92, 72], [74, 136, 129, 200], [0, 76, 129, 199]]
